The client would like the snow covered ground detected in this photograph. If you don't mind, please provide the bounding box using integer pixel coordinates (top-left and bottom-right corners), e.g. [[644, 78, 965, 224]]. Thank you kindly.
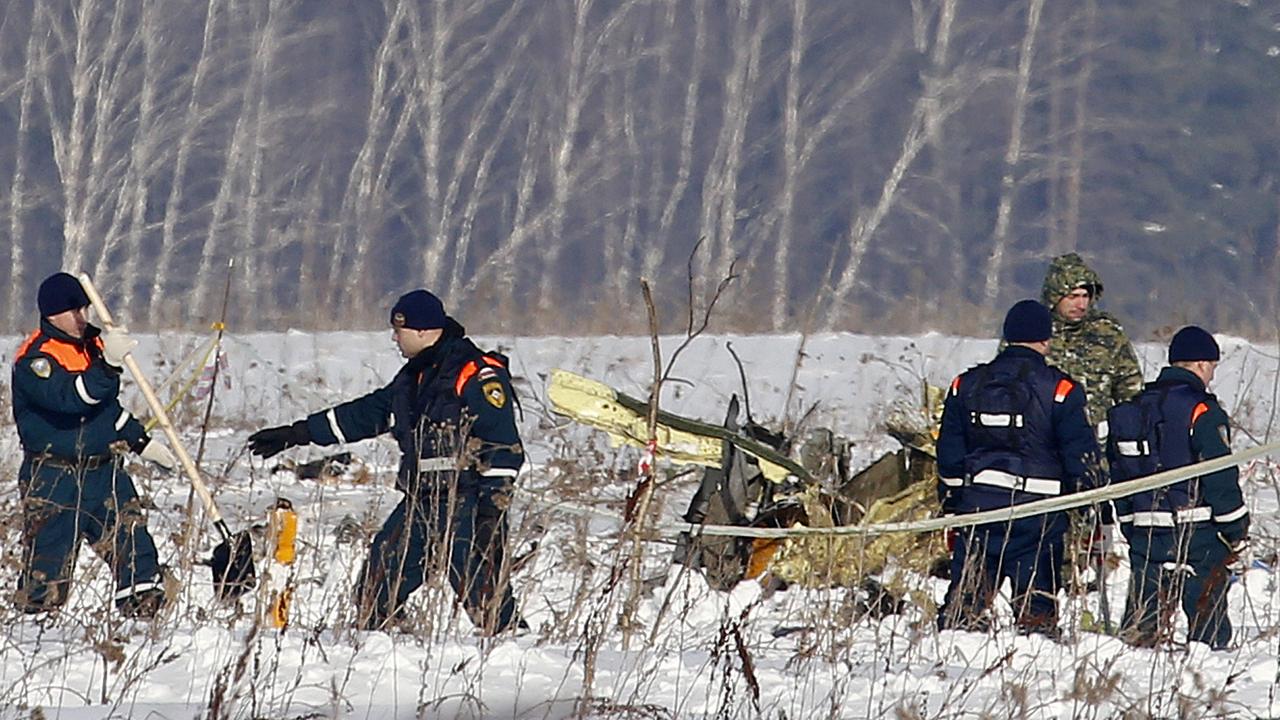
[[0, 329, 1279, 719]]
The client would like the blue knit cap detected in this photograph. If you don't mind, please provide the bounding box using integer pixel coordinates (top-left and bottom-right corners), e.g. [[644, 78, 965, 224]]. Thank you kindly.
[[1169, 326, 1219, 363], [1002, 299, 1052, 343], [389, 289, 447, 330], [37, 272, 90, 317]]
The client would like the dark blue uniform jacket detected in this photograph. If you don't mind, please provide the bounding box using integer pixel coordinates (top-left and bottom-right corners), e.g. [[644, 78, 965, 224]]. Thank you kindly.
[[937, 346, 1101, 515], [12, 320, 148, 459], [303, 321, 523, 494], [1108, 366, 1248, 544]]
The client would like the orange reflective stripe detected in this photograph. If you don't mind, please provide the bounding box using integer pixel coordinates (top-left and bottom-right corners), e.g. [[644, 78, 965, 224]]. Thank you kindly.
[[1191, 402, 1210, 427], [455, 355, 506, 395], [454, 360, 480, 396], [42, 338, 92, 372], [14, 330, 41, 364], [949, 376, 961, 394], [1053, 378, 1074, 403], [15, 332, 92, 372]]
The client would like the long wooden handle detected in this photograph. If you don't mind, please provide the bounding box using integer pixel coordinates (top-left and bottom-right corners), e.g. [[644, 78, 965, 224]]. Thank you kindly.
[[78, 273, 229, 535]]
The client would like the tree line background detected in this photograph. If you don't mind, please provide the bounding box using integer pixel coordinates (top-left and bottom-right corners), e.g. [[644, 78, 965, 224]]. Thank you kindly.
[[0, 0, 1276, 338]]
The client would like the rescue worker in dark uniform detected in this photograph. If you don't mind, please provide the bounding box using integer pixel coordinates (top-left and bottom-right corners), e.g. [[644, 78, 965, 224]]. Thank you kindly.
[[12, 272, 177, 618], [247, 290, 525, 635], [936, 300, 1102, 637], [1108, 326, 1248, 650]]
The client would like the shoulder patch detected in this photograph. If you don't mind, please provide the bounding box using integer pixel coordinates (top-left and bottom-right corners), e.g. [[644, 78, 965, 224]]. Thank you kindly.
[[29, 357, 51, 379], [482, 380, 506, 409]]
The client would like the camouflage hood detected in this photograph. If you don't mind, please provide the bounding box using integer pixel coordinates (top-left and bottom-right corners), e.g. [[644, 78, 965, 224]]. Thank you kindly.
[[1040, 253, 1104, 311]]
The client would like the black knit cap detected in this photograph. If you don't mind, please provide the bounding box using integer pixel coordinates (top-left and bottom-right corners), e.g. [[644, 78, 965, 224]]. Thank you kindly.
[[389, 289, 447, 330], [1168, 326, 1220, 363], [1002, 299, 1053, 343], [37, 272, 90, 317]]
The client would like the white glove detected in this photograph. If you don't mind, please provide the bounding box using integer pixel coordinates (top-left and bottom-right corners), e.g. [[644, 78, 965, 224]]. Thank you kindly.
[[101, 326, 137, 368], [139, 439, 177, 470]]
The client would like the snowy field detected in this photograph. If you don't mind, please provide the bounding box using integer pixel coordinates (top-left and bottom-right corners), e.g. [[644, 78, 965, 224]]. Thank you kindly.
[[0, 329, 1279, 719]]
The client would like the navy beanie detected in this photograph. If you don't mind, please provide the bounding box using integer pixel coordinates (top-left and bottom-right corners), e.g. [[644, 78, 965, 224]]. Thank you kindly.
[[1002, 299, 1053, 343], [37, 272, 90, 317], [389, 289, 447, 330], [1169, 325, 1220, 363]]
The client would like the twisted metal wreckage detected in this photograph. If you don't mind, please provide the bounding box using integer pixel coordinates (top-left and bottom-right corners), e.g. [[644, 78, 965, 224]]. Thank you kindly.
[[547, 369, 949, 612]]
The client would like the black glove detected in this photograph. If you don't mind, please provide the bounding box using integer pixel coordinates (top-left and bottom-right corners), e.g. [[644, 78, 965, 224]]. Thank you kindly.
[[248, 421, 310, 458]]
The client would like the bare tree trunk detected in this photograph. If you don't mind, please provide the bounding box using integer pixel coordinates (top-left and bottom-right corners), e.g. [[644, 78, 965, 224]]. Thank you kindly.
[[84, 0, 132, 283], [470, 112, 544, 297], [649, 0, 706, 282], [770, 0, 807, 330], [827, 0, 960, 323], [431, 3, 529, 297], [412, 0, 449, 291], [448, 83, 530, 299], [149, 0, 223, 327], [193, 2, 261, 314], [114, 0, 160, 316], [983, 0, 1044, 307], [1045, 4, 1064, 256], [921, 0, 957, 143], [1064, 0, 1096, 253], [612, 44, 645, 306], [537, 0, 594, 315], [695, 0, 765, 294], [236, 0, 280, 320], [7, 12, 42, 328], [337, 0, 413, 309], [38, 0, 102, 270]]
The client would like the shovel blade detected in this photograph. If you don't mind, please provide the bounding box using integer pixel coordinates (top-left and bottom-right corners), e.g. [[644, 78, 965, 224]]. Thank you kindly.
[[211, 530, 257, 601]]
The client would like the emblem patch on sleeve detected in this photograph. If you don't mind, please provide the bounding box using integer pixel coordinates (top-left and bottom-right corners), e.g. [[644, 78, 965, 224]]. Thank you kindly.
[[482, 381, 506, 408], [29, 358, 51, 379], [1218, 424, 1231, 447]]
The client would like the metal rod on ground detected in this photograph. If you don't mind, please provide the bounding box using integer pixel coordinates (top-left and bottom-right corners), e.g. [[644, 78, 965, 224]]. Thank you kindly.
[[195, 258, 234, 467], [180, 259, 234, 597], [78, 272, 255, 599]]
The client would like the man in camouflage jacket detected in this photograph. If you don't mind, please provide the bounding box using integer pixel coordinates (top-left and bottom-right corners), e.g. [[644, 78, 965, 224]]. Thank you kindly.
[[1039, 253, 1144, 431], [1040, 253, 1144, 598]]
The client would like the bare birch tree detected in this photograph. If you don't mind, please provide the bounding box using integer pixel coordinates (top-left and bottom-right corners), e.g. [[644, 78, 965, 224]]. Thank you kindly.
[[6, 10, 43, 328], [1063, 0, 1096, 254], [826, 0, 965, 324], [694, 0, 766, 298], [983, 0, 1045, 307]]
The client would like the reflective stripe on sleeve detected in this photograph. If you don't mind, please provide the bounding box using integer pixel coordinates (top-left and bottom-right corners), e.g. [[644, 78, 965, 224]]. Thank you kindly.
[[115, 410, 132, 431], [326, 409, 347, 444], [75, 376, 101, 405], [1215, 504, 1248, 523], [939, 476, 964, 487], [480, 467, 520, 478]]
